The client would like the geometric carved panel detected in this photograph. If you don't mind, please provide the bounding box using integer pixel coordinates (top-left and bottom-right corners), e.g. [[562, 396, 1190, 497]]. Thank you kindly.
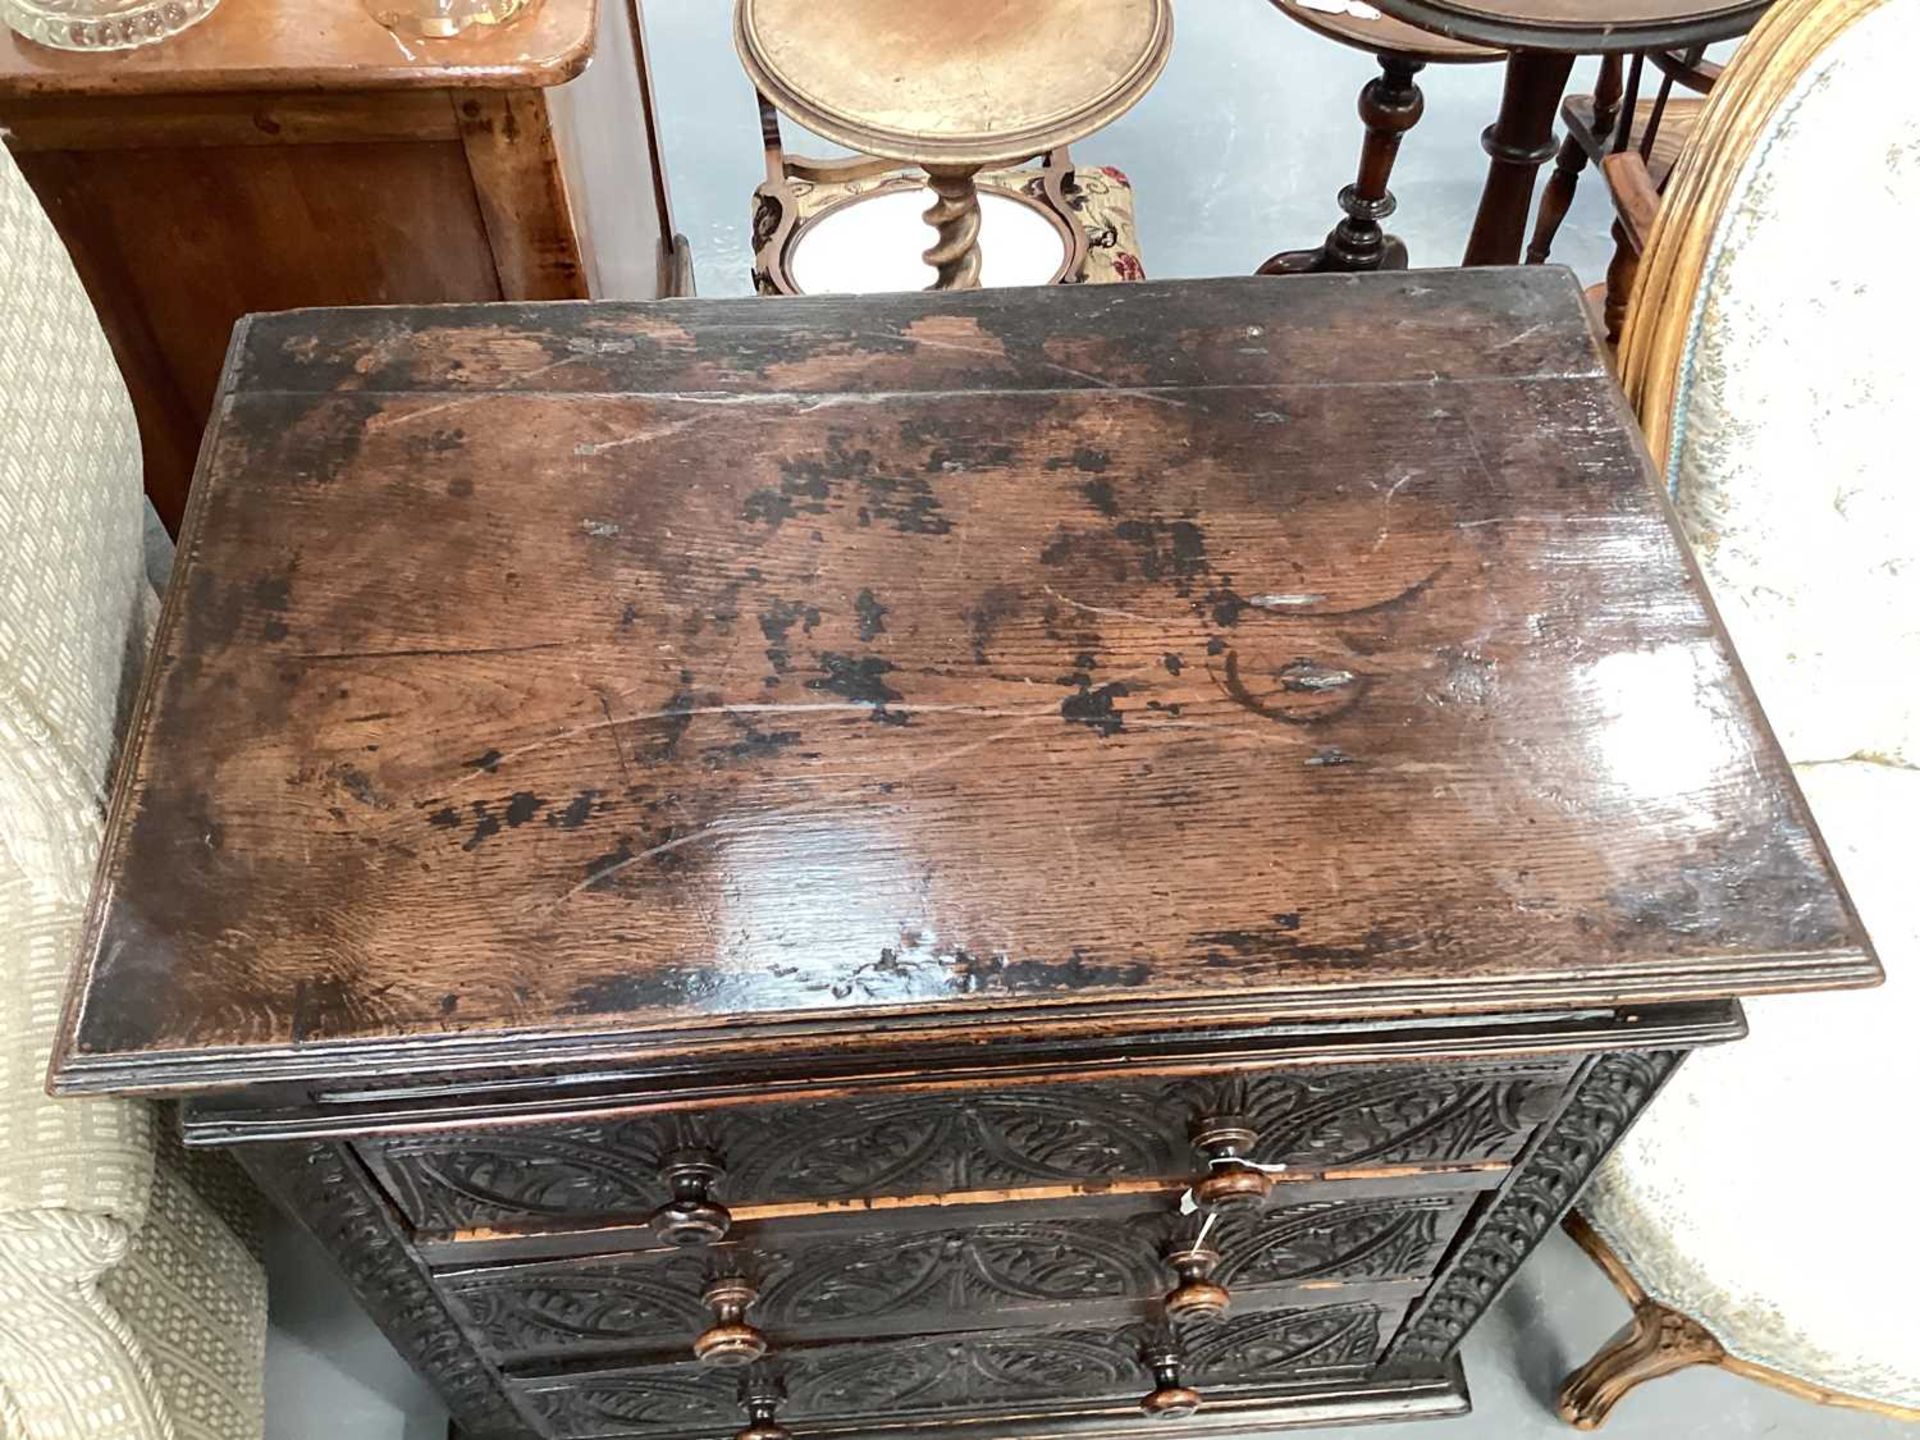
[[365, 1058, 1574, 1231], [515, 1302, 1392, 1438], [442, 1195, 1470, 1362]]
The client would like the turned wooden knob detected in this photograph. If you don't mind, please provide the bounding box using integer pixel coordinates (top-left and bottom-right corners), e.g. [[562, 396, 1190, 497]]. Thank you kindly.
[[695, 1277, 769, 1366], [652, 1147, 731, 1245], [1139, 1344, 1201, 1419], [735, 1375, 791, 1440], [1190, 1117, 1271, 1211], [1162, 1239, 1230, 1321]]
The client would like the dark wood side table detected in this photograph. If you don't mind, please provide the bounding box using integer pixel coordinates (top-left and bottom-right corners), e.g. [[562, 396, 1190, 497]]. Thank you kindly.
[[52, 273, 1877, 1440], [1259, 0, 1499, 274], [1362, 0, 1766, 264], [0, 0, 681, 532]]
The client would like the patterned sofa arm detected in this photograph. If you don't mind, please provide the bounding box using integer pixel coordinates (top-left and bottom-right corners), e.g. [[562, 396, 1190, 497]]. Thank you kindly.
[[2, 136, 268, 1440]]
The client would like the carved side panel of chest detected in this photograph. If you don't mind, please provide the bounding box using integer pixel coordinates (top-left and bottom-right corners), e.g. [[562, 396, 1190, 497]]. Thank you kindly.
[[361, 1058, 1576, 1232]]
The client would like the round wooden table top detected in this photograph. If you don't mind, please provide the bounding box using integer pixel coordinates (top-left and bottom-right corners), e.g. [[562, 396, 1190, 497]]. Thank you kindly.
[[1271, 0, 1501, 62], [735, 0, 1173, 167], [1366, 0, 1767, 51]]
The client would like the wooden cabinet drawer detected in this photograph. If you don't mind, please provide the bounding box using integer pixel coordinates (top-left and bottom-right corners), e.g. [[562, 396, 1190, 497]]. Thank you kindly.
[[360, 1057, 1574, 1234], [510, 1298, 1410, 1439], [438, 1192, 1474, 1363]]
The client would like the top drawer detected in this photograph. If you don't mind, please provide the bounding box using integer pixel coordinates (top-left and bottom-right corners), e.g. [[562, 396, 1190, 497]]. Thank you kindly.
[[359, 1057, 1576, 1234]]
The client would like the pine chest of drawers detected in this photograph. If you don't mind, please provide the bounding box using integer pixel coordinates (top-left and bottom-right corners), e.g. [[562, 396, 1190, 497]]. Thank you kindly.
[[51, 271, 1878, 1438]]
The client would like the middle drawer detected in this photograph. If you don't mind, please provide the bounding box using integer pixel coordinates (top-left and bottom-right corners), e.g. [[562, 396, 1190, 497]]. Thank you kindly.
[[436, 1190, 1476, 1365]]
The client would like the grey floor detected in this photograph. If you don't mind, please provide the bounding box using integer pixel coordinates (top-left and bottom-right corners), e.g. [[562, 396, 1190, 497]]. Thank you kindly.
[[264, 6, 1875, 1439]]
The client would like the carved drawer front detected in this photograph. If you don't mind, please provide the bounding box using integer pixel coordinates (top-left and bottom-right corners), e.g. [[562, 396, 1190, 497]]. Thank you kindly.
[[359, 1057, 1576, 1233], [510, 1298, 1410, 1440], [438, 1192, 1473, 1363]]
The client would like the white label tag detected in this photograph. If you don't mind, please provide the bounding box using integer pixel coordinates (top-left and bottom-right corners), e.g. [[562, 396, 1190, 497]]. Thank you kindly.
[[1177, 1160, 1290, 1214]]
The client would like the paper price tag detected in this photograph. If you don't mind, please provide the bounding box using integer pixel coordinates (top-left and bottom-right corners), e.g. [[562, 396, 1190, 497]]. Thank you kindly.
[[1177, 1160, 1290, 1213]]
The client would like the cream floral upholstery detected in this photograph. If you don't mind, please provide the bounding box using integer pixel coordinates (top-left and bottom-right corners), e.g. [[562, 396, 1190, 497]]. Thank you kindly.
[[1579, 0, 1920, 1413], [0, 142, 267, 1440]]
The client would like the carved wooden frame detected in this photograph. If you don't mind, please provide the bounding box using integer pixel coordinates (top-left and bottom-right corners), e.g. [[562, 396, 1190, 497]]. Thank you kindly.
[[749, 93, 1087, 297], [235, 1141, 536, 1439], [1382, 1048, 1685, 1367]]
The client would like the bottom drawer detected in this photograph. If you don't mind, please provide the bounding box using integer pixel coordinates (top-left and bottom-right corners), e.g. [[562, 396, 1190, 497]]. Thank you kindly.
[[512, 1299, 1409, 1439]]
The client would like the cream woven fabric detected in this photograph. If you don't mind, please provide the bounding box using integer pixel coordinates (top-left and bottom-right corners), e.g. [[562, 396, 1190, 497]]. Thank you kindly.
[[1583, 0, 1920, 1411], [1, 143, 266, 1440]]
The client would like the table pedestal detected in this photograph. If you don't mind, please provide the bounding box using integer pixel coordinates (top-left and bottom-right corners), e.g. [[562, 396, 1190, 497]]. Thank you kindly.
[[1463, 49, 1576, 265], [1260, 53, 1426, 274], [922, 165, 985, 290]]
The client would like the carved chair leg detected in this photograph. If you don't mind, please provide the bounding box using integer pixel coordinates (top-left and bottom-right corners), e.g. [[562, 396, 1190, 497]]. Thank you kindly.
[[1258, 52, 1424, 275], [1525, 134, 1590, 263], [1558, 1298, 1726, 1428], [1602, 218, 1638, 344]]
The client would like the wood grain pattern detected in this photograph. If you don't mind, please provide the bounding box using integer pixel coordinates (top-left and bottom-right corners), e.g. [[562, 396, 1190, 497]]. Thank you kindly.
[[0, 0, 596, 98], [458, 91, 589, 301], [50, 271, 1875, 1095], [8, 126, 506, 528]]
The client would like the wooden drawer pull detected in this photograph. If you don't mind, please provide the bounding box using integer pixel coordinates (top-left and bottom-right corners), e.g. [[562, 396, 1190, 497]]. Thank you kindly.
[[695, 1276, 769, 1366], [1190, 1115, 1272, 1210], [1162, 1222, 1230, 1321], [735, 1373, 792, 1440], [652, 1146, 732, 1246], [1139, 1339, 1202, 1419]]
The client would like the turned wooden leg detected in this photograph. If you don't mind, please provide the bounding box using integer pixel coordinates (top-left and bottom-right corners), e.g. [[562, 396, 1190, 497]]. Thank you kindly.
[[1464, 48, 1577, 266], [922, 165, 984, 290], [1527, 55, 1624, 265], [1603, 217, 1638, 344], [1525, 135, 1589, 264], [1259, 53, 1425, 275], [1559, 1298, 1726, 1428]]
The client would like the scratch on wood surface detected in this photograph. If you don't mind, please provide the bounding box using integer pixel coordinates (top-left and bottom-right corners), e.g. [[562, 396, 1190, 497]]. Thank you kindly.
[[444, 698, 1132, 789], [1491, 322, 1548, 350], [572, 417, 702, 455], [364, 395, 481, 432], [1041, 585, 1170, 626], [290, 639, 573, 663], [866, 330, 1191, 407], [1246, 593, 1329, 610]]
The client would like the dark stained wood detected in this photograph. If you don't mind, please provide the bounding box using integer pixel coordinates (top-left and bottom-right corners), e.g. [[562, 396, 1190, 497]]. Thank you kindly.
[[1463, 49, 1576, 266], [1528, 62, 1708, 267], [1263, 0, 1504, 274], [48, 272, 1881, 1440], [1366, 0, 1762, 267], [51, 272, 1876, 1099], [1256, 54, 1439, 275], [1365, 0, 1766, 52]]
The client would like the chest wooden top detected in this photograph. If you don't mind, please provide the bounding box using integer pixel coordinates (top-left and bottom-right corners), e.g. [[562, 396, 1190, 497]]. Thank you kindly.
[[0, 0, 593, 99], [52, 271, 1876, 1095]]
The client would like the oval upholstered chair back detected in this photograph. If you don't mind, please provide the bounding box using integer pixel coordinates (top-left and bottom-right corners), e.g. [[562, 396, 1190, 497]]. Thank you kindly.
[[1617, 0, 1920, 772]]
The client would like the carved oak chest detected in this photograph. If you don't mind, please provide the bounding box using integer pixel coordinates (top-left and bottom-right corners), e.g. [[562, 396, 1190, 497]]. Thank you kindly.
[[51, 272, 1879, 1438]]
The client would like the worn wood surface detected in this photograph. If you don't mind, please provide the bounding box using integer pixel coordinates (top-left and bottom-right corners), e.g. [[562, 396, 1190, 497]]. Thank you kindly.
[[735, 0, 1172, 167], [52, 271, 1876, 1095], [0, 0, 594, 98]]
